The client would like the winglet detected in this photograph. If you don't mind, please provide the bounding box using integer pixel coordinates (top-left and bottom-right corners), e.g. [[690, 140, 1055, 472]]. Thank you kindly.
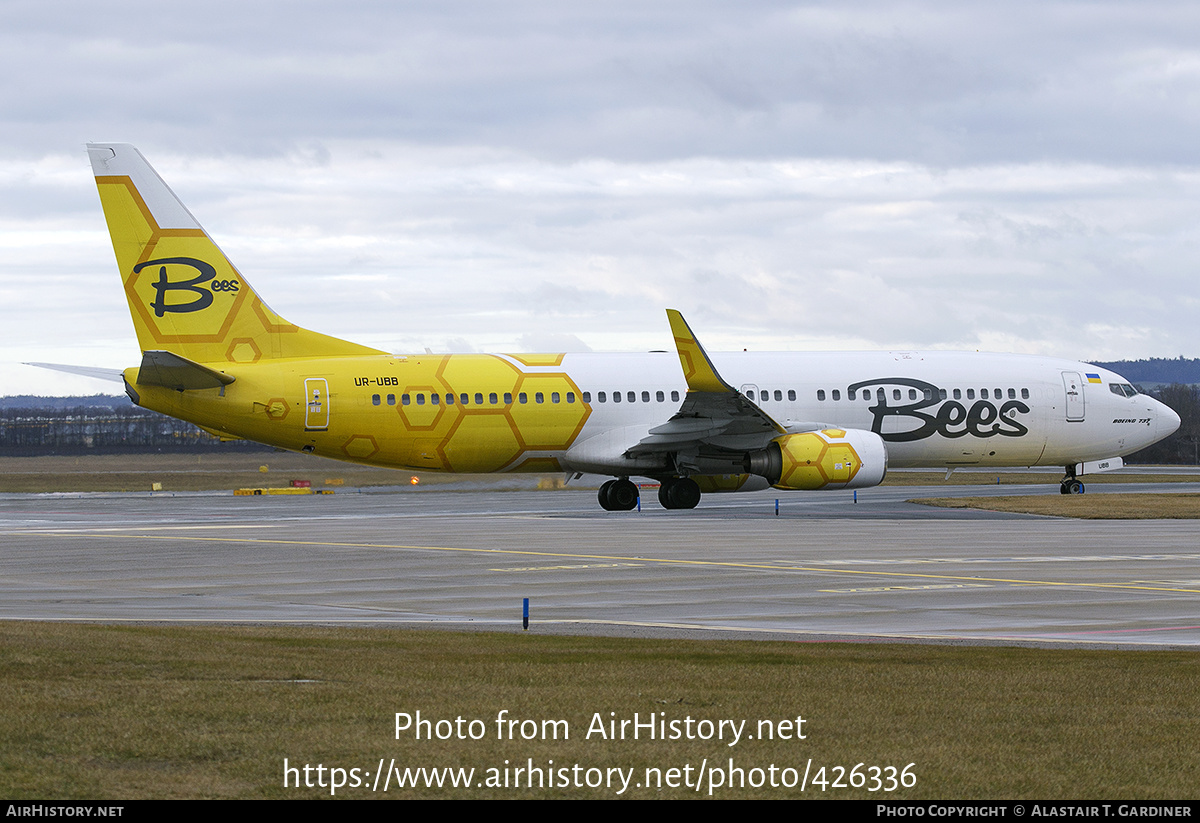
[[666, 309, 735, 394]]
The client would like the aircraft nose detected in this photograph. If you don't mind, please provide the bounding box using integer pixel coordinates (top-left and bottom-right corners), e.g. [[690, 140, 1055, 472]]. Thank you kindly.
[[1158, 400, 1181, 438]]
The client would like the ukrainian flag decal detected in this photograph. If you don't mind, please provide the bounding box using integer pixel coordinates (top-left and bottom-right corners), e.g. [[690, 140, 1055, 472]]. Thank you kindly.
[[1086, 373, 1102, 383]]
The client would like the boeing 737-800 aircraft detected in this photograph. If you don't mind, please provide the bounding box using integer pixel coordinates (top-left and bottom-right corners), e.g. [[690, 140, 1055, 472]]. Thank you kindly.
[[49, 143, 1179, 511]]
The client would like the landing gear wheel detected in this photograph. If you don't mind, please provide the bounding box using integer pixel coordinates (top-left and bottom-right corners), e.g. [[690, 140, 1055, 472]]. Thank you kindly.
[[606, 478, 639, 511], [1060, 478, 1085, 495], [598, 479, 617, 510], [658, 477, 702, 509]]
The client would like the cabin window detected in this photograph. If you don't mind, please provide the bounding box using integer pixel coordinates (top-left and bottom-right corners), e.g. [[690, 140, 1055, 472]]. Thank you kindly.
[[893, 389, 901, 400], [402, 394, 411, 405], [656, 390, 664, 402], [519, 392, 528, 404], [923, 389, 932, 401], [474, 392, 483, 405], [832, 389, 841, 401], [848, 389, 856, 400], [981, 388, 989, 400], [429, 393, 438, 405], [567, 392, 575, 403], [613, 391, 621, 403], [672, 391, 680, 402], [387, 394, 395, 405], [535, 392, 544, 404], [627, 391, 636, 403], [817, 389, 826, 401], [966, 389, 975, 400], [460, 393, 469, 405], [552, 392, 561, 403], [372, 394, 381, 406], [1021, 388, 1030, 399], [1008, 388, 1016, 399], [994, 388, 1001, 398], [445, 393, 454, 405], [416, 394, 425, 405], [504, 392, 513, 404], [641, 391, 650, 403], [489, 392, 498, 405], [582, 391, 591, 402], [907, 389, 916, 400]]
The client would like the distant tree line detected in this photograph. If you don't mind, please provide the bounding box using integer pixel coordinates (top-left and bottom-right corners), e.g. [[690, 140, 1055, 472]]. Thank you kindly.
[[1125, 384, 1200, 465], [1091, 357, 1200, 385], [0, 399, 269, 456]]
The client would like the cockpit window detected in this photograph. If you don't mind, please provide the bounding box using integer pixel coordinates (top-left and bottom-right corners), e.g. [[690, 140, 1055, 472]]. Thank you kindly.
[[1109, 383, 1139, 398]]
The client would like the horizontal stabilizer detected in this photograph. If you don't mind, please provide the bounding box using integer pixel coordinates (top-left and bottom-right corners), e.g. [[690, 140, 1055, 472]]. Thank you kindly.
[[25, 362, 124, 383], [137, 350, 236, 391]]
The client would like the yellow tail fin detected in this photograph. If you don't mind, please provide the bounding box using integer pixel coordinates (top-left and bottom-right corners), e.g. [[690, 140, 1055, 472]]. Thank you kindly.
[[87, 143, 382, 364]]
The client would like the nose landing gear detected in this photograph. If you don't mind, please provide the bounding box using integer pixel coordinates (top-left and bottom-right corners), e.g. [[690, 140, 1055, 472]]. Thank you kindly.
[[1060, 469, 1086, 495]]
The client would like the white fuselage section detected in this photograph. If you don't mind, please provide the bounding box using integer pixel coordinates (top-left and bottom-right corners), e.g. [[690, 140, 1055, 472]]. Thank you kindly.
[[554, 350, 1177, 475]]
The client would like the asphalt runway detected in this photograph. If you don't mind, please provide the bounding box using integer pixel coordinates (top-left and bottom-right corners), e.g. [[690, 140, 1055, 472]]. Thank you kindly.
[[2, 483, 1199, 647]]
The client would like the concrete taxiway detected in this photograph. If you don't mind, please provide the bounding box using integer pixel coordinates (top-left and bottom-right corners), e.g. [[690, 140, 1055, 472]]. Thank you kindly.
[[2, 483, 1199, 647]]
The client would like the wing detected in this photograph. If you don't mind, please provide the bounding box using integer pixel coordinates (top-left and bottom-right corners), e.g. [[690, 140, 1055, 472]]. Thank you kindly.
[[627, 311, 792, 464]]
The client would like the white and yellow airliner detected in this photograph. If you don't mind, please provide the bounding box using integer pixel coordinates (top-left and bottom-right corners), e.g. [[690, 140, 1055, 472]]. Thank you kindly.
[[53, 143, 1180, 510]]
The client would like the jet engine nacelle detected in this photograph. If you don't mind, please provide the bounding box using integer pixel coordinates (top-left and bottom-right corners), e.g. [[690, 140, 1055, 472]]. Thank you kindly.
[[744, 428, 888, 491]]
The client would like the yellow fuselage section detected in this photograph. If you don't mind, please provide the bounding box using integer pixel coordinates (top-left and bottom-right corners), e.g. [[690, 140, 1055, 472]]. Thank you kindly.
[[128, 353, 592, 473]]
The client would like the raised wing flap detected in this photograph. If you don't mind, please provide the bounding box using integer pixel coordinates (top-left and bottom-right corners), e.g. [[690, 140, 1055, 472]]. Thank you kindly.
[[137, 350, 236, 391]]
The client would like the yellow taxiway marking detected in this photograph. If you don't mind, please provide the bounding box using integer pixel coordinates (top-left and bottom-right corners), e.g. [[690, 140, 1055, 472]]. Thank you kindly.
[[820, 583, 993, 593], [492, 563, 646, 572], [12, 529, 1200, 595], [22, 525, 279, 532]]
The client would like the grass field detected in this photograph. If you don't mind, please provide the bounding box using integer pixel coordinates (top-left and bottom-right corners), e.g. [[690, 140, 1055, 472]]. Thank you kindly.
[[914, 493, 1200, 518], [0, 453, 467, 493], [2, 622, 1198, 800]]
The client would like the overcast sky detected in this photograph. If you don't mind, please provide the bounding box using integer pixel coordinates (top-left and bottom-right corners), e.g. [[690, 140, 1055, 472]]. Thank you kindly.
[[4, 0, 1200, 395]]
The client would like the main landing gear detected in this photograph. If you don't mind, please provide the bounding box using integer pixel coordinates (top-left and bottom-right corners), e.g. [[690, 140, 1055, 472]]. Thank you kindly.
[[597, 477, 703, 510], [598, 478, 639, 511], [1060, 468, 1086, 495], [658, 476, 701, 510]]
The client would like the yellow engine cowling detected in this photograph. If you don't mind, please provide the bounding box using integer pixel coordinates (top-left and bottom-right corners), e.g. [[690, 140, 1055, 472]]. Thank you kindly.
[[744, 429, 888, 491]]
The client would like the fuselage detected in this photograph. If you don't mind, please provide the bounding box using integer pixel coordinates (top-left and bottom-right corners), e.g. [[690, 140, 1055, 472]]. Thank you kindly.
[[126, 348, 1179, 480]]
